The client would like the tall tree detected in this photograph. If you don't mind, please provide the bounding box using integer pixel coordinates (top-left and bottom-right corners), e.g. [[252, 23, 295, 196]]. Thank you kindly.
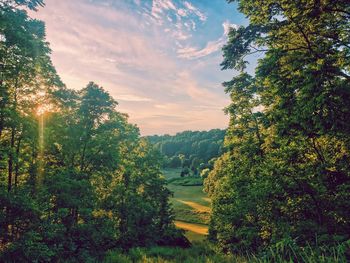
[[206, 0, 350, 256], [1, 2, 185, 261]]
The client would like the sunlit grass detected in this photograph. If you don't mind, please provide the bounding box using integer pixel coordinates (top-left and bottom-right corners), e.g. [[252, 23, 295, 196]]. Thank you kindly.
[[163, 169, 211, 242], [175, 199, 210, 213], [174, 221, 208, 235]]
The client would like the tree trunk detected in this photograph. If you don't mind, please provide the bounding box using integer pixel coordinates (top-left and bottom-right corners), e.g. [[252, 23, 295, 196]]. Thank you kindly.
[[7, 127, 15, 192], [14, 135, 22, 188]]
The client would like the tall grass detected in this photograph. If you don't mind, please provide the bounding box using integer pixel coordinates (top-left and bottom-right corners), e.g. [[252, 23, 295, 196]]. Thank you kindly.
[[104, 240, 349, 263], [104, 241, 245, 263], [250, 240, 349, 263]]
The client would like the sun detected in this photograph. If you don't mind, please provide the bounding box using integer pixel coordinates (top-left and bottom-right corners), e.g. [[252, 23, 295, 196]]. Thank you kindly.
[[35, 90, 56, 116], [36, 103, 54, 116]]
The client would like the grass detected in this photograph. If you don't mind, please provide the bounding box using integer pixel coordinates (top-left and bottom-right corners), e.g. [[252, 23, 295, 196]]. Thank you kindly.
[[162, 168, 210, 242], [175, 200, 210, 213], [104, 242, 349, 263], [174, 221, 208, 235], [104, 169, 350, 262], [167, 177, 203, 186], [162, 168, 203, 186], [104, 242, 245, 263], [178, 229, 207, 243], [167, 184, 209, 207], [162, 168, 182, 180]]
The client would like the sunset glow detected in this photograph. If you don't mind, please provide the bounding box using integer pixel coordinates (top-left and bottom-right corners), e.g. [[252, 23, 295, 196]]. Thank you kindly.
[[31, 0, 249, 135]]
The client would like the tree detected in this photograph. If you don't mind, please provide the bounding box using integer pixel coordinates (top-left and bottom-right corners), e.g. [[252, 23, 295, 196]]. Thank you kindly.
[[180, 167, 190, 177], [1, 80, 185, 261], [147, 129, 225, 172], [0, 1, 185, 260], [0, 1, 62, 250], [168, 155, 181, 168], [200, 168, 210, 180], [190, 157, 201, 176], [0, 0, 44, 11], [206, 0, 350, 256]]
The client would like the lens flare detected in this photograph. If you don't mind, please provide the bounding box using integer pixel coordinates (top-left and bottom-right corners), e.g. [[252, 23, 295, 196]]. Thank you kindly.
[[36, 103, 53, 116]]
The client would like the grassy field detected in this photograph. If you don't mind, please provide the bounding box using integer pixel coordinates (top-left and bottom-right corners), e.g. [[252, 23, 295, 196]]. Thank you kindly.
[[104, 169, 347, 262], [162, 168, 210, 242], [161, 168, 182, 180]]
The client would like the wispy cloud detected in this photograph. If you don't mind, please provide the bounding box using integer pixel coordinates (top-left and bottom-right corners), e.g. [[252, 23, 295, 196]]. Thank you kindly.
[[177, 39, 223, 59], [31, 0, 244, 135], [146, 0, 208, 42], [183, 1, 207, 21], [177, 8, 187, 17], [171, 29, 191, 40], [177, 20, 239, 59], [117, 94, 153, 102], [151, 0, 176, 22]]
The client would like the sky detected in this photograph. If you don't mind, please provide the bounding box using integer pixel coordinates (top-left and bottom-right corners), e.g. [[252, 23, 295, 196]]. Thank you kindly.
[[31, 0, 248, 135]]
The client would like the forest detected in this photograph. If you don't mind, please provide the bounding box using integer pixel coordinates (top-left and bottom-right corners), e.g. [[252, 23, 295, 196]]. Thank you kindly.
[[1, 0, 350, 262], [147, 129, 225, 177]]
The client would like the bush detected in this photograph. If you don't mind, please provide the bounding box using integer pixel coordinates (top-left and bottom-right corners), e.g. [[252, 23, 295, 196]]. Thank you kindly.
[[0, 231, 55, 263]]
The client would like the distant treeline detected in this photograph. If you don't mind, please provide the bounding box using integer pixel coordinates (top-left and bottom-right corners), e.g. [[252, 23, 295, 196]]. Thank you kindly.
[[147, 129, 225, 177]]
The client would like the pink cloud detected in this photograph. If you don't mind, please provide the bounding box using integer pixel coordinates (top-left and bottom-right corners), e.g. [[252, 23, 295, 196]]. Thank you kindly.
[[30, 0, 230, 135]]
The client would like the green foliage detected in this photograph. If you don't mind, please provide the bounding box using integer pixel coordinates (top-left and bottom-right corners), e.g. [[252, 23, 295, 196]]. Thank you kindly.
[[206, 0, 350, 258], [2, 0, 349, 261], [147, 130, 225, 174], [0, 1, 185, 261], [180, 167, 190, 177], [0, 0, 45, 11], [168, 155, 182, 168], [105, 242, 240, 263], [104, 240, 350, 262], [200, 168, 210, 180]]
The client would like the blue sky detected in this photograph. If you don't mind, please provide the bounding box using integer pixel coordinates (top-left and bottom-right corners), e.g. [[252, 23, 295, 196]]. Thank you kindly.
[[32, 0, 248, 135]]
